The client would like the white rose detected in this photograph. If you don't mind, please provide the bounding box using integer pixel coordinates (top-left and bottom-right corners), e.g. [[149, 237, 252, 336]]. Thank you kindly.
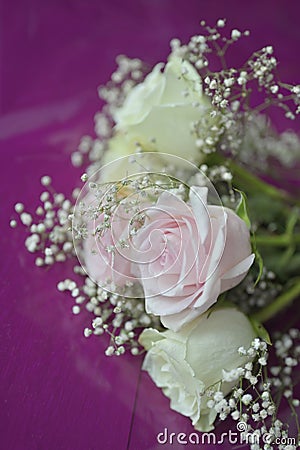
[[100, 132, 137, 182], [100, 133, 168, 182], [139, 307, 256, 431], [112, 55, 213, 163]]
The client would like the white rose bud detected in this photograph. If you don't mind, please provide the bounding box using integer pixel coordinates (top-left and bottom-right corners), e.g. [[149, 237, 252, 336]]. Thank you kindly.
[[139, 307, 256, 432], [111, 54, 213, 164]]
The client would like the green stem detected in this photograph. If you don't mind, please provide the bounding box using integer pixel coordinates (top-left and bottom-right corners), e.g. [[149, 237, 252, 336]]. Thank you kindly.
[[251, 278, 300, 323], [206, 153, 300, 206], [253, 233, 300, 247], [228, 159, 290, 202]]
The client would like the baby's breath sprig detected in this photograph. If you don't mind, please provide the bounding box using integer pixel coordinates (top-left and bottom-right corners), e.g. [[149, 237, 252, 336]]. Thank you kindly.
[[230, 268, 282, 315], [71, 56, 147, 172], [10, 176, 75, 267], [181, 19, 300, 117], [71, 18, 300, 180], [68, 18, 300, 181], [207, 336, 300, 449], [57, 269, 162, 356], [170, 19, 300, 166]]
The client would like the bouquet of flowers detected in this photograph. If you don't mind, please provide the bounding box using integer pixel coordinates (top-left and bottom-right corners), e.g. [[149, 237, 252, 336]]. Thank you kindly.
[[11, 19, 300, 449]]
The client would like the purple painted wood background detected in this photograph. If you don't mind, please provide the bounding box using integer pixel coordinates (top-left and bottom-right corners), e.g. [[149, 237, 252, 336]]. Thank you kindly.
[[1, 1, 299, 449]]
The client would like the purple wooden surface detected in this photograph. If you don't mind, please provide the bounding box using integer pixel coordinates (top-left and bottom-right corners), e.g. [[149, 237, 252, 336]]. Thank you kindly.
[[1, 1, 299, 449]]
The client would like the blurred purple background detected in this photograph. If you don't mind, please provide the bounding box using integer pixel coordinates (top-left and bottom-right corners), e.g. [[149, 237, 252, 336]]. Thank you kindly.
[[1, 1, 299, 449]]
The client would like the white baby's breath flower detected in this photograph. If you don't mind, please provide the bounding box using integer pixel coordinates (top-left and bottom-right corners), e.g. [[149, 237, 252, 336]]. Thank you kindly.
[[222, 367, 245, 382], [242, 394, 252, 405]]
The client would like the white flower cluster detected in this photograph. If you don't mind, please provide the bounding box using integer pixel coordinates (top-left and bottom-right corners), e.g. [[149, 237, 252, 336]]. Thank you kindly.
[[57, 268, 161, 356], [206, 334, 300, 450], [229, 267, 282, 314], [71, 56, 146, 173], [69, 19, 300, 183], [238, 114, 300, 169], [11, 176, 74, 267], [270, 329, 300, 405]]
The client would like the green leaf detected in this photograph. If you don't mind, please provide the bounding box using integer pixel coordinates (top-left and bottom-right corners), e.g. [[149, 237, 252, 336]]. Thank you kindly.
[[249, 317, 272, 345], [254, 246, 264, 286], [235, 189, 251, 230], [251, 233, 264, 285]]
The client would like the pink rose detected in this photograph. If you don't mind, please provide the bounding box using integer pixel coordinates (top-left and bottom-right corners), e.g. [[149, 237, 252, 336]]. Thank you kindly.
[[132, 187, 254, 331]]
